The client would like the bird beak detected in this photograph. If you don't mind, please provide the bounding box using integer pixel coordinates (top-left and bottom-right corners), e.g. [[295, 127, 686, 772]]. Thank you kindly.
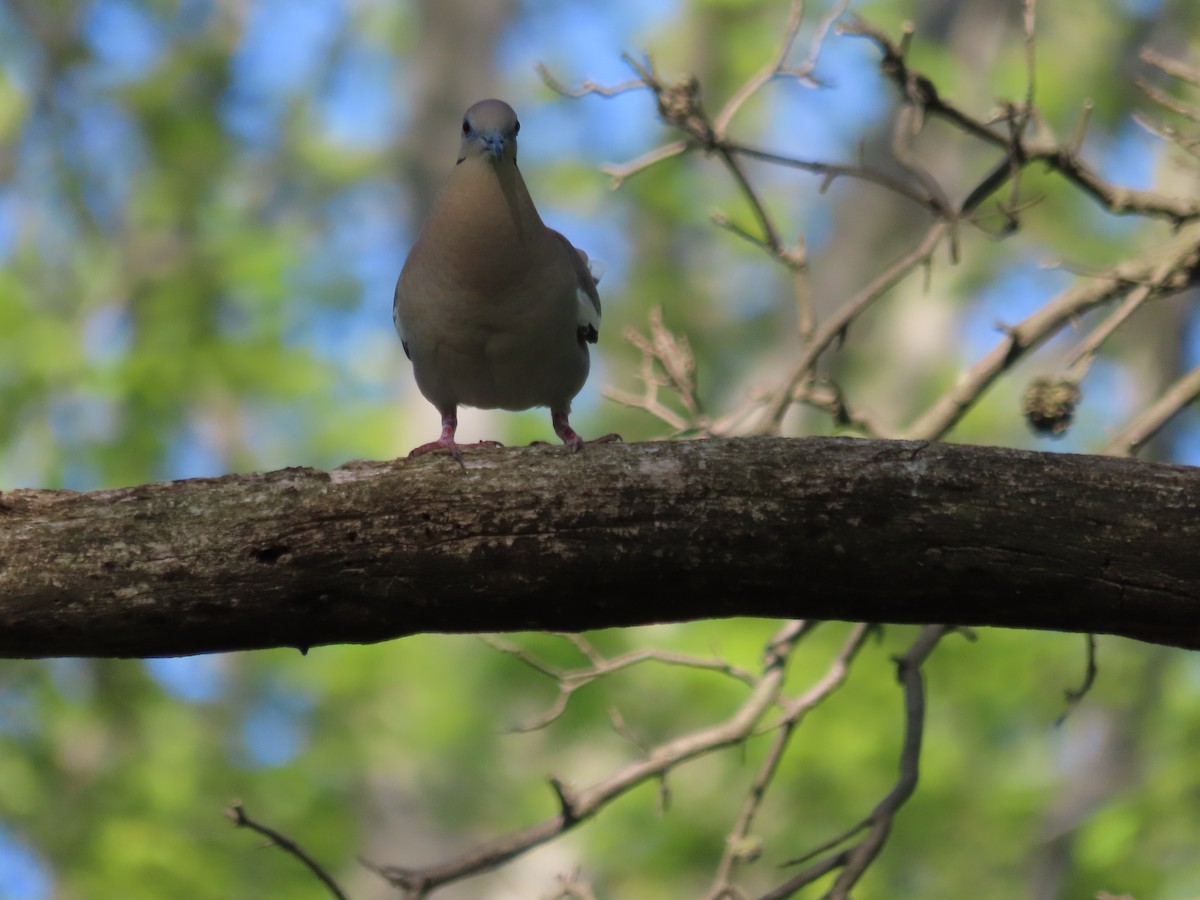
[[481, 133, 505, 160]]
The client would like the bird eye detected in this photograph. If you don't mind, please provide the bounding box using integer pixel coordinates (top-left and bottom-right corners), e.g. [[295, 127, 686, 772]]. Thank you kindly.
[[462, 118, 470, 136], [514, 120, 521, 135]]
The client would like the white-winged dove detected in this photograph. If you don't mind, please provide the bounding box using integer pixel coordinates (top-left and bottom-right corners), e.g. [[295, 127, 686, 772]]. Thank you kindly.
[[393, 98, 619, 459]]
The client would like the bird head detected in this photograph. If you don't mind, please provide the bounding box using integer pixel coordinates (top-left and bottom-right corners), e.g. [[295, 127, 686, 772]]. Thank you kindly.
[[458, 99, 520, 165]]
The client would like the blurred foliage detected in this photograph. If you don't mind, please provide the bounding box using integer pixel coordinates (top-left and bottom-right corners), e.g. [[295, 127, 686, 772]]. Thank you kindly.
[[2, 0, 1200, 898]]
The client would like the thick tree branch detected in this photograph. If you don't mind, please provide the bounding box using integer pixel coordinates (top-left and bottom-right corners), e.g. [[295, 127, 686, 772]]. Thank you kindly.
[[1, 437, 1198, 658]]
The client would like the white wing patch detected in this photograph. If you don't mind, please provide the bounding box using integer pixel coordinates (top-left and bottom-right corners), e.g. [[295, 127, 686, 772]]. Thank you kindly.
[[586, 257, 605, 285], [577, 283, 600, 344], [573, 247, 602, 345]]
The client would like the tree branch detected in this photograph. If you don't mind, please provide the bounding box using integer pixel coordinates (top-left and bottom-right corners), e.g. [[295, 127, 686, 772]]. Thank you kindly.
[[226, 803, 348, 900], [1, 437, 1198, 657], [902, 224, 1200, 441], [705, 622, 874, 899], [842, 16, 1200, 224], [765, 625, 945, 899], [372, 620, 812, 897], [1102, 363, 1200, 457]]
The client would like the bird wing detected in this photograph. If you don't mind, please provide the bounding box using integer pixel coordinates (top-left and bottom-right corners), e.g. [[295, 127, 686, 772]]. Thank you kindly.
[[551, 230, 601, 345]]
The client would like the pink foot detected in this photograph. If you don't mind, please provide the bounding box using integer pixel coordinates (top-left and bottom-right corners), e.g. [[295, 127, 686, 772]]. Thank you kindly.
[[409, 436, 460, 459], [551, 408, 622, 452], [408, 438, 504, 460], [407, 410, 504, 461]]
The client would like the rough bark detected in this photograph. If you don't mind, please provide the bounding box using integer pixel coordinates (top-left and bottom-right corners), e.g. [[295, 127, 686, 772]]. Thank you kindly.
[[0, 437, 1197, 658]]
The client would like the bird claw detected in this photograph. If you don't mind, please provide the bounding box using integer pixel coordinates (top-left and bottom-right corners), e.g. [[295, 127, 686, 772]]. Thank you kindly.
[[408, 438, 504, 461], [538, 432, 621, 452], [572, 433, 622, 450]]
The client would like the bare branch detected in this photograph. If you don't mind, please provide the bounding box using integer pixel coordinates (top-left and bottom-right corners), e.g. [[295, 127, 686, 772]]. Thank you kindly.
[[763, 626, 947, 899], [890, 103, 958, 243], [1103, 363, 1200, 457], [606, 309, 708, 434], [483, 632, 760, 732], [844, 18, 1200, 224], [227, 803, 348, 900], [712, 144, 785, 252], [1133, 111, 1200, 162], [725, 142, 952, 216], [370, 623, 817, 896], [547, 868, 599, 900], [537, 61, 649, 99], [1140, 47, 1200, 89], [792, 0, 855, 82], [712, 0, 808, 137], [705, 623, 874, 900], [1021, 0, 1038, 120], [601, 140, 691, 188], [795, 380, 891, 439], [758, 222, 951, 435], [1136, 77, 1200, 126], [1056, 633, 1099, 726], [903, 225, 1200, 441], [840, 17, 1005, 146], [1062, 259, 1179, 384]]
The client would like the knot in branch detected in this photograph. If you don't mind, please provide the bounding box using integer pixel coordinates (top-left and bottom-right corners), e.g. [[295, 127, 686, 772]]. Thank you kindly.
[[656, 76, 717, 148]]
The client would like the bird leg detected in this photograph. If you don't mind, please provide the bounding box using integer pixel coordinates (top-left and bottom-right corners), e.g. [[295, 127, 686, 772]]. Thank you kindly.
[[408, 410, 503, 460], [551, 408, 621, 452]]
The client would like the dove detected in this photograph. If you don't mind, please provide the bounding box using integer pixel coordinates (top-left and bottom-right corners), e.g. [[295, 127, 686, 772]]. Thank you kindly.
[[393, 98, 618, 459]]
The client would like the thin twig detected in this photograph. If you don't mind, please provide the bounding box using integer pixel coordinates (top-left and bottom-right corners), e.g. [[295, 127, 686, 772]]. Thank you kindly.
[[1062, 262, 1173, 383], [1056, 633, 1098, 726], [371, 623, 817, 897], [712, 0, 808, 137], [481, 632, 759, 733], [1140, 47, 1200, 88], [606, 309, 709, 435], [890, 103, 958, 248], [601, 140, 691, 188], [227, 803, 349, 900], [903, 224, 1200, 441], [1103, 363, 1200, 456], [844, 18, 1200, 224], [713, 144, 784, 252], [547, 867, 599, 900], [757, 222, 951, 435], [537, 62, 649, 99], [725, 142, 951, 215], [795, 0, 855, 81], [763, 626, 947, 899], [796, 380, 890, 438], [1136, 77, 1200, 126], [1132, 112, 1200, 162], [705, 623, 874, 900], [1021, 0, 1038, 123]]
